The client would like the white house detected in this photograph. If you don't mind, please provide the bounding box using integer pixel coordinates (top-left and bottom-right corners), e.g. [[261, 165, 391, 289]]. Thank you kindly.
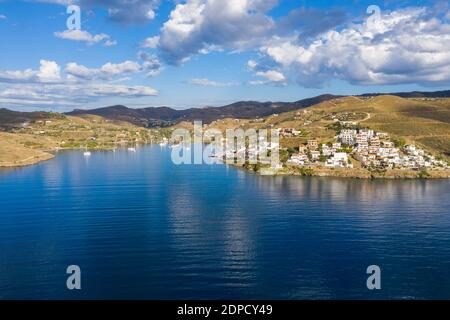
[[339, 130, 357, 145], [325, 152, 352, 168]]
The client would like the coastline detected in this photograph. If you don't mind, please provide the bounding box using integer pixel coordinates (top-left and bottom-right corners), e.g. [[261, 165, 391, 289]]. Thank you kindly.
[[0, 151, 55, 168], [0, 144, 137, 168], [287, 167, 450, 179], [245, 164, 450, 179], [2, 146, 449, 179]]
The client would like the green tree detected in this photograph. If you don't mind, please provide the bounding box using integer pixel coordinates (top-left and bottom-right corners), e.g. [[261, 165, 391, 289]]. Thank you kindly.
[[392, 137, 406, 148]]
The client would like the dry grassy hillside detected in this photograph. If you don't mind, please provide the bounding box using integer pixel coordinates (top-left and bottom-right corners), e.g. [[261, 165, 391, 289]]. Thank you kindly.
[[185, 95, 450, 159], [0, 134, 55, 167], [0, 114, 164, 167], [358, 96, 450, 157]]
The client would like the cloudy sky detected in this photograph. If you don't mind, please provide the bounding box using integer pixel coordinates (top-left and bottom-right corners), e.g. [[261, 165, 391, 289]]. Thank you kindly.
[[0, 0, 450, 111]]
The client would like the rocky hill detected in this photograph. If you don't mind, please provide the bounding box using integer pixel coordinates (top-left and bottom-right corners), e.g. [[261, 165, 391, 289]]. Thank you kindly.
[[66, 94, 340, 127]]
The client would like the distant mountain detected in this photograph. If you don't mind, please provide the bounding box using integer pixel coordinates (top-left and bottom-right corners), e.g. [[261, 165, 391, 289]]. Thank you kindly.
[[2, 90, 449, 130], [67, 105, 180, 127], [0, 108, 62, 130], [66, 91, 450, 128], [359, 89, 450, 98], [66, 94, 340, 127]]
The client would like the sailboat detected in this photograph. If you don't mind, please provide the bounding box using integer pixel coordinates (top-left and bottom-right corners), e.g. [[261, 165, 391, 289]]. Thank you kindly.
[[83, 145, 91, 157]]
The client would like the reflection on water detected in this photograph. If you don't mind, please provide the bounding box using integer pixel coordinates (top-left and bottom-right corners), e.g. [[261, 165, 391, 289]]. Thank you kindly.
[[0, 146, 449, 299]]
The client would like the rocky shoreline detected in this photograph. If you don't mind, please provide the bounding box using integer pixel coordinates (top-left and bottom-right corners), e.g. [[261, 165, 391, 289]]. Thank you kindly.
[[255, 165, 450, 179]]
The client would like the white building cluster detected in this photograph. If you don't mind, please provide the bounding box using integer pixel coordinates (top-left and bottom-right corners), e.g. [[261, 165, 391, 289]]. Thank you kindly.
[[215, 136, 280, 166], [287, 139, 353, 168], [287, 127, 448, 171], [277, 128, 301, 137], [337, 128, 447, 170]]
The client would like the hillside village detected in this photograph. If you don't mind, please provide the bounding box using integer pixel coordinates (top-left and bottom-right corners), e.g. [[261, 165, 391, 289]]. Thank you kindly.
[[203, 122, 449, 178], [197, 95, 450, 178], [287, 127, 448, 172]]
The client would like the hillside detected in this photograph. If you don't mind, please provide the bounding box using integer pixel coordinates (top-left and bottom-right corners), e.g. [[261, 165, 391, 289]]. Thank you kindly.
[[65, 89, 450, 128], [66, 94, 340, 127], [0, 108, 64, 130], [0, 114, 166, 167], [310, 95, 450, 156], [197, 95, 450, 159], [360, 89, 450, 99]]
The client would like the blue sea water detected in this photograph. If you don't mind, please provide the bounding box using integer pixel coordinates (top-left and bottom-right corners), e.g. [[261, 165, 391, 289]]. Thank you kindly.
[[0, 145, 449, 299]]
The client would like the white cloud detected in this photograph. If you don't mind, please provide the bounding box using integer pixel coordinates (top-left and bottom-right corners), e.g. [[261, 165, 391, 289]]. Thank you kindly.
[[158, 0, 278, 64], [0, 60, 61, 83], [0, 14, 7, 20], [263, 39, 307, 67], [140, 36, 160, 49], [54, 29, 111, 45], [25, 2, 450, 91], [0, 59, 158, 108], [145, 69, 161, 78], [65, 54, 163, 81], [188, 78, 238, 87], [0, 83, 158, 107], [100, 61, 141, 76], [256, 7, 450, 87], [247, 60, 257, 71], [249, 69, 286, 85], [65, 61, 141, 80], [37, 60, 61, 82], [104, 40, 118, 47], [0, 69, 36, 83], [138, 52, 163, 78], [255, 70, 286, 83], [65, 63, 96, 80], [83, 83, 158, 97]]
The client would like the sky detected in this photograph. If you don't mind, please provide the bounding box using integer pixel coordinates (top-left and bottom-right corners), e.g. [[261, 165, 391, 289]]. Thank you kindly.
[[0, 0, 449, 111]]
